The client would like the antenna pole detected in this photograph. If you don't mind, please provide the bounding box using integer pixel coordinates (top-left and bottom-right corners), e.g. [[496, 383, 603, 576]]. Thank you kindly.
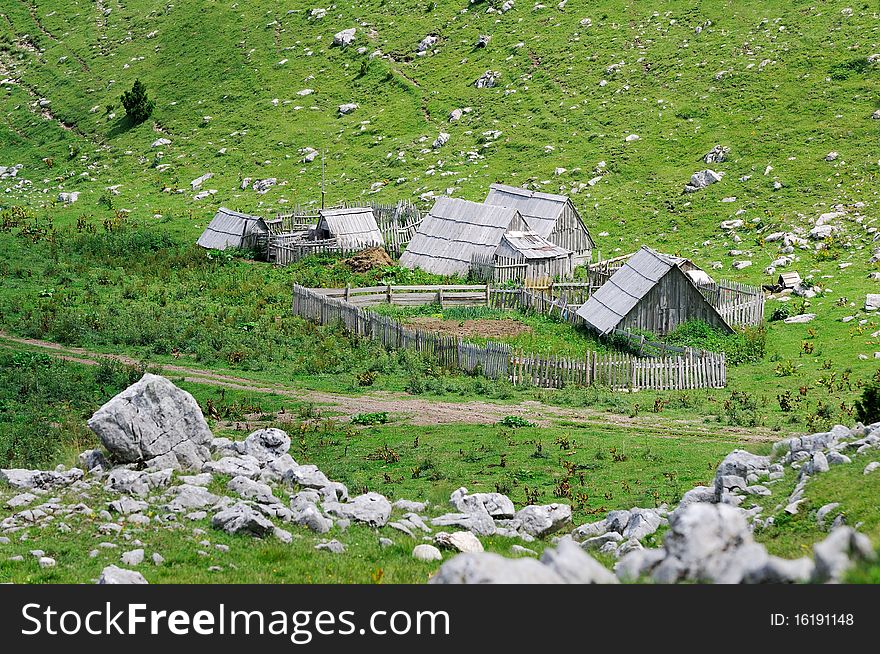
[[321, 149, 326, 209]]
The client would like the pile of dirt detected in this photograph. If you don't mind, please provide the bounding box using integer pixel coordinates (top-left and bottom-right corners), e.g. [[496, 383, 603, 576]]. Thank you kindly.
[[343, 247, 394, 272], [407, 316, 534, 339]]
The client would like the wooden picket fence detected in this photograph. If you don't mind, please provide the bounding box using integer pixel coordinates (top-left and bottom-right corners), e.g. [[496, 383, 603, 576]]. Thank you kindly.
[[293, 284, 726, 390], [470, 253, 574, 286], [696, 280, 765, 327], [312, 284, 490, 308]]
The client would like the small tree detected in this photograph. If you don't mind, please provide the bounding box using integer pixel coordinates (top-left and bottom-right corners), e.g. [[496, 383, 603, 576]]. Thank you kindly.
[[855, 381, 880, 425], [120, 79, 155, 124]]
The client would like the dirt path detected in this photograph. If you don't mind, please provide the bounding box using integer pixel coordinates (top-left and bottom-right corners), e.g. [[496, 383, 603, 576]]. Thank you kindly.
[[0, 332, 781, 443]]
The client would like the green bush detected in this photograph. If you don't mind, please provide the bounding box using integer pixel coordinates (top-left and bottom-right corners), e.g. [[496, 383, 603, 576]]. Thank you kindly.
[[120, 79, 155, 124], [855, 382, 880, 425], [665, 320, 766, 365]]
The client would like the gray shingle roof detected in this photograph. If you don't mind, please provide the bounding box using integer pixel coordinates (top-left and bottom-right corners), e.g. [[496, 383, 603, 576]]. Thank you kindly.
[[484, 183, 570, 238], [317, 207, 385, 249], [197, 207, 268, 250], [576, 246, 678, 334], [400, 197, 523, 276]]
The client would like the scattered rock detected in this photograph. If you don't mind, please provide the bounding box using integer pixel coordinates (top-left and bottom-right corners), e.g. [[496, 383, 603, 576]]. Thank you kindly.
[[211, 503, 275, 538], [412, 544, 443, 561], [434, 531, 484, 553], [514, 503, 572, 537], [97, 565, 148, 584], [429, 552, 565, 584]]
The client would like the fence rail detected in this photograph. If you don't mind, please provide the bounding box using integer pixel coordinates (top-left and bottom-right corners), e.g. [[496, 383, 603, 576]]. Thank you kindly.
[[294, 285, 726, 390]]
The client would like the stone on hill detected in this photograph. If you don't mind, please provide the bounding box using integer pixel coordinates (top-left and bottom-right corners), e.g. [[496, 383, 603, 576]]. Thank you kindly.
[[323, 492, 391, 527], [88, 374, 212, 470], [203, 455, 262, 479], [474, 70, 499, 88], [234, 428, 290, 463], [865, 294, 880, 311], [412, 544, 442, 561], [703, 145, 729, 164], [540, 538, 618, 584], [429, 552, 566, 584], [783, 313, 815, 324], [338, 103, 359, 115], [98, 565, 148, 584], [105, 468, 172, 497], [333, 28, 356, 48], [514, 503, 572, 537], [212, 502, 275, 538], [812, 527, 876, 583], [0, 468, 83, 490], [434, 531, 484, 553], [450, 488, 515, 518], [684, 169, 723, 193]]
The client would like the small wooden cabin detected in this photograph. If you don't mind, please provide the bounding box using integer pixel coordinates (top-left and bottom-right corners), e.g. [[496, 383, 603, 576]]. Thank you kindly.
[[314, 207, 385, 250], [576, 246, 733, 336], [400, 197, 533, 277], [483, 183, 595, 265], [197, 207, 269, 252]]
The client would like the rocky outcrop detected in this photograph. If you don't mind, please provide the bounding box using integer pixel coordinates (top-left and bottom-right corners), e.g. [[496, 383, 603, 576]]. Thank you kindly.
[[88, 374, 212, 470]]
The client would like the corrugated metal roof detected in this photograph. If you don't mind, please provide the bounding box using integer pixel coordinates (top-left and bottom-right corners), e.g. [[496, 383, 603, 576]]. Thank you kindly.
[[576, 246, 678, 334], [317, 207, 385, 249], [484, 183, 570, 237], [400, 197, 522, 276], [197, 207, 268, 250], [500, 231, 571, 260]]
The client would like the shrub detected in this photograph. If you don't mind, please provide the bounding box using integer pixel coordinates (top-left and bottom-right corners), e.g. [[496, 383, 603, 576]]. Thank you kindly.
[[351, 412, 389, 425], [855, 382, 880, 425], [665, 320, 766, 365], [769, 305, 790, 322], [120, 79, 155, 124], [497, 415, 535, 428]]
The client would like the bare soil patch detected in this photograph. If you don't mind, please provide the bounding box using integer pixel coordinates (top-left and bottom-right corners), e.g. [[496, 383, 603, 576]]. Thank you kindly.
[[407, 316, 533, 339]]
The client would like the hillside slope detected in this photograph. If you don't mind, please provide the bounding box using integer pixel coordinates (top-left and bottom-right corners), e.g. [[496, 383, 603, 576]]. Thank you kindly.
[[2, 1, 880, 428], [1, 1, 878, 244]]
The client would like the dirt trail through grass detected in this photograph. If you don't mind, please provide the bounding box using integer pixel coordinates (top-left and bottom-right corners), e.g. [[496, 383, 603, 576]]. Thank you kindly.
[[0, 332, 781, 443]]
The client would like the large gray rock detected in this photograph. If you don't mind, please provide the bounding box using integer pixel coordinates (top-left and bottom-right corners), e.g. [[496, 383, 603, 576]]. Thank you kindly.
[[227, 476, 275, 503], [412, 544, 442, 561], [434, 531, 484, 553], [0, 468, 83, 490], [333, 28, 356, 48], [88, 374, 212, 470], [514, 503, 572, 537], [234, 428, 290, 463], [429, 552, 566, 584], [540, 538, 618, 584], [164, 484, 221, 512], [283, 464, 347, 500], [622, 508, 664, 540], [652, 503, 768, 583], [97, 565, 148, 584], [812, 527, 875, 583], [323, 492, 391, 527], [203, 455, 262, 479], [212, 502, 275, 537], [450, 487, 515, 518], [678, 485, 715, 507]]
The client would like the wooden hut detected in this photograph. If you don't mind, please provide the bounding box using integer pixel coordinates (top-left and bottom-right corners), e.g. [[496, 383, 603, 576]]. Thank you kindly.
[[576, 246, 733, 336], [400, 197, 530, 276], [778, 272, 802, 290], [483, 183, 595, 264], [197, 207, 269, 252], [313, 206, 385, 250]]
